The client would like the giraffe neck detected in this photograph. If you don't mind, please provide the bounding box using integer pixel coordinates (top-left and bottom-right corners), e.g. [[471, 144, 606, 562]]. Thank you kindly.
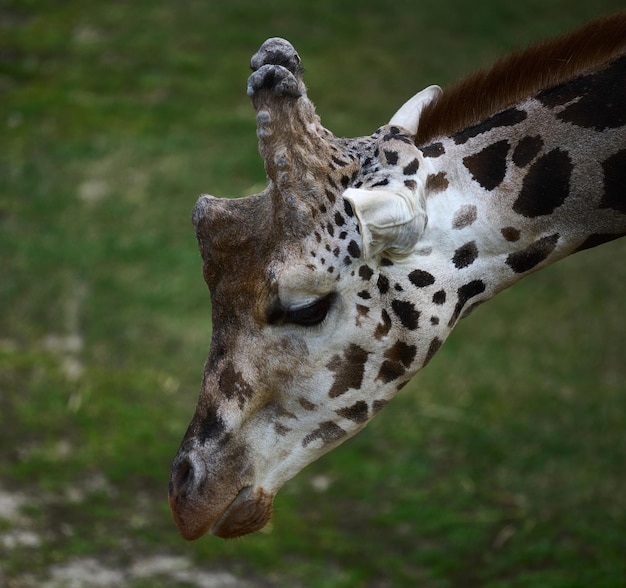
[[413, 53, 626, 319]]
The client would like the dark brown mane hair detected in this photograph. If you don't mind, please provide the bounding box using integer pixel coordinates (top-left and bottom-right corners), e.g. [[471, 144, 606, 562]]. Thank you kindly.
[[415, 13, 626, 146]]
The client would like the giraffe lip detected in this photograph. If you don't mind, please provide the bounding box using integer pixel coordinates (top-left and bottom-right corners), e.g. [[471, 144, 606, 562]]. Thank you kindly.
[[210, 486, 274, 539]]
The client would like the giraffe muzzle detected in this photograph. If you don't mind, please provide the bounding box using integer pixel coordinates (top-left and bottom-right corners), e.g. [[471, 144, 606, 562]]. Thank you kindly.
[[168, 445, 274, 540]]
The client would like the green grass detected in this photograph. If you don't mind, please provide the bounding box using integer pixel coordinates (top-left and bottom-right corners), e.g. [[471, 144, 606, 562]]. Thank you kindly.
[[1, 1, 625, 586]]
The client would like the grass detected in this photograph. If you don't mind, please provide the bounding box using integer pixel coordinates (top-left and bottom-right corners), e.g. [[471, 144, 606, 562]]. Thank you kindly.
[[1, 1, 625, 586]]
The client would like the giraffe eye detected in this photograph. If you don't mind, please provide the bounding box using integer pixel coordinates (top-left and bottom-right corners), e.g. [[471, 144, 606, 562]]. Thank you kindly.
[[285, 294, 333, 327]]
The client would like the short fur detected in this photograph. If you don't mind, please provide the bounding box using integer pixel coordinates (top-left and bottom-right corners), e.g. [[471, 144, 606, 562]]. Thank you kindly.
[[415, 13, 626, 146]]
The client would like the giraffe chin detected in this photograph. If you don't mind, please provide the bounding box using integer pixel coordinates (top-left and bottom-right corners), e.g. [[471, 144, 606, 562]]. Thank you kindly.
[[210, 486, 274, 539], [170, 486, 274, 541]]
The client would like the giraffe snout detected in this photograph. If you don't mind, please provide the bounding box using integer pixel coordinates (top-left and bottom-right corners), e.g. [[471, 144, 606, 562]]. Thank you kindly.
[[168, 451, 217, 541], [168, 440, 273, 540]]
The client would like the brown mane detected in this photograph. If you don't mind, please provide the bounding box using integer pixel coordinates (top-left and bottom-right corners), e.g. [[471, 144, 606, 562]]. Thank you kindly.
[[415, 13, 626, 146]]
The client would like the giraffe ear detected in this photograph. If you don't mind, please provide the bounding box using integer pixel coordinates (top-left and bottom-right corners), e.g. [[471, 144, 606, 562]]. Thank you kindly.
[[389, 85, 442, 135], [343, 185, 427, 260]]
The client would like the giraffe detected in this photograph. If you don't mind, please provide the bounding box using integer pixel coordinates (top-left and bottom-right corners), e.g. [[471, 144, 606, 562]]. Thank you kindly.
[[169, 14, 626, 541]]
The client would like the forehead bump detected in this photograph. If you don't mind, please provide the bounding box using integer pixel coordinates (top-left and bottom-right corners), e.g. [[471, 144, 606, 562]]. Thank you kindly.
[[191, 194, 265, 279], [192, 194, 230, 236], [192, 193, 272, 252]]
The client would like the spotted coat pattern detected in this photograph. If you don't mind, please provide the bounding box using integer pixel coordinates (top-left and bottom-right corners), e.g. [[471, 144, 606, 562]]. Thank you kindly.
[[169, 29, 626, 541]]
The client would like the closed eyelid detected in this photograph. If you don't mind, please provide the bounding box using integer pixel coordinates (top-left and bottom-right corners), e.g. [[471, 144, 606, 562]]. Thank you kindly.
[[285, 297, 322, 311], [266, 293, 335, 327], [285, 294, 333, 327]]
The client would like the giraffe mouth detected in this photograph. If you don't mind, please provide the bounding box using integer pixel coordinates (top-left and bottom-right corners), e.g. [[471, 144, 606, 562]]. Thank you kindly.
[[168, 472, 274, 541], [210, 486, 274, 539], [168, 449, 274, 540]]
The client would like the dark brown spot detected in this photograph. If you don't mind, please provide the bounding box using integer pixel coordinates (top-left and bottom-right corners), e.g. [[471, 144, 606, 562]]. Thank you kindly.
[[267, 400, 297, 421], [355, 303, 369, 327], [377, 274, 390, 294], [376, 360, 406, 383], [506, 233, 560, 273], [348, 240, 361, 258], [513, 149, 572, 217], [384, 150, 399, 165], [501, 227, 521, 242], [372, 399, 388, 413], [432, 290, 446, 305], [452, 204, 478, 229], [423, 337, 443, 366], [274, 423, 292, 436], [544, 55, 626, 131], [384, 340, 417, 367], [326, 344, 369, 398], [453, 107, 527, 145], [408, 269, 435, 288], [426, 172, 449, 193], [452, 241, 478, 269], [403, 158, 420, 175], [463, 140, 510, 191], [420, 142, 445, 158], [512, 135, 543, 167], [358, 265, 374, 280], [374, 309, 392, 339], [302, 421, 346, 447], [197, 411, 226, 444], [448, 280, 486, 327], [219, 363, 254, 410], [600, 149, 626, 214], [336, 401, 369, 424], [299, 397, 316, 411], [391, 299, 420, 330]]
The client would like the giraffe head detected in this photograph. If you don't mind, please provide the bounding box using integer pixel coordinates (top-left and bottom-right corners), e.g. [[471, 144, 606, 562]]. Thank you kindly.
[[168, 38, 444, 540]]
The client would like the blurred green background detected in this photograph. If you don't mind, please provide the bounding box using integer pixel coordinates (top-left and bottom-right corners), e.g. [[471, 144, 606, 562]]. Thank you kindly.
[[1, 1, 625, 586]]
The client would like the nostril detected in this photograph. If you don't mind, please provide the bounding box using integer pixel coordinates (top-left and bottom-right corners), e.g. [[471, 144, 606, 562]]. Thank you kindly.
[[170, 457, 194, 498]]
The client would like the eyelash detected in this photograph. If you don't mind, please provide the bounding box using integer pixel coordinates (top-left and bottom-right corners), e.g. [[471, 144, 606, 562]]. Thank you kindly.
[[284, 294, 333, 327]]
